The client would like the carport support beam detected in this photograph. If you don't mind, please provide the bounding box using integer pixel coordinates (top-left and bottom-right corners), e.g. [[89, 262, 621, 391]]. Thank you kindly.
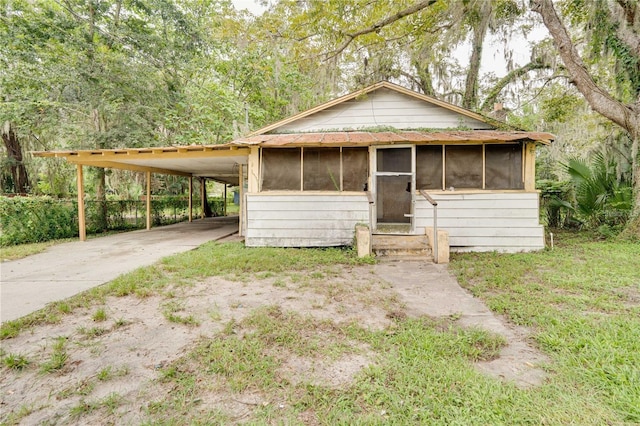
[[239, 163, 244, 237], [200, 178, 205, 219], [188, 176, 193, 222], [146, 171, 151, 230], [76, 164, 86, 241]]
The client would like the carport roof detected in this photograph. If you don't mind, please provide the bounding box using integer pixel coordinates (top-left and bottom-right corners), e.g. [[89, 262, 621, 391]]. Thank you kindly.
[[33, 145, 249, 185]]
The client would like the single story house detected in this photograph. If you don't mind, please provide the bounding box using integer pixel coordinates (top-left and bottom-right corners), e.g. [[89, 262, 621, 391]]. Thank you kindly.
[[35, 81, 554, 254]]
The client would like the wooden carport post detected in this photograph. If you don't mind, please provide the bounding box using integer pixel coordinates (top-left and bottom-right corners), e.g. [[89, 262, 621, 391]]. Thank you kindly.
[[146, 171, 152, 230], [188, 176, 193, 222], [239, 163, 244, 236], [200, 177, 205, 219], [76, 164, 86, 241]]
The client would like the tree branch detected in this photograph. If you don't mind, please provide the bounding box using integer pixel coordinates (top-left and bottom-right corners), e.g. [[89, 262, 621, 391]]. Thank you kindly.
[[324, 0, 438, 60], [531, 0, 639, 136], [480, 59, 553, 112]]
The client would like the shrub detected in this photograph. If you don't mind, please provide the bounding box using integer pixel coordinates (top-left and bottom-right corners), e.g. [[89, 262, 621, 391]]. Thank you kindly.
[[0, 195, 222, 246], [0, 196, 77, 246]]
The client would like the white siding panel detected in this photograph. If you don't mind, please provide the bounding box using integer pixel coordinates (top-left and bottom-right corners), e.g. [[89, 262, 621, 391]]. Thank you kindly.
[[277, 88, 494, 132], [246, 238, 350, 247], [252, 210, 368, 220], [414, 207, 539, 219], [246, 193, 370, 247], [414, 192, 545, 252]]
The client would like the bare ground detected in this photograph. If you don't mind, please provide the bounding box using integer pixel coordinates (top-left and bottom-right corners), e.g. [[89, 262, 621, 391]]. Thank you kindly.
[[0, 257, 547, 425]]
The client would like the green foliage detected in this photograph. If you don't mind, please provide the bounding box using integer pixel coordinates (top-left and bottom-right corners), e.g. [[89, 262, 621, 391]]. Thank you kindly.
[[537, 179, 575, 228], [563, 153, 633, 230], [0, 196, 78, 246], [0, 195, 216, 246]]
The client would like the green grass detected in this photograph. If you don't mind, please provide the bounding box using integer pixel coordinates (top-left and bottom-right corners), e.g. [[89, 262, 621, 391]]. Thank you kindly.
[[0, 238, 74, 261], [161, 241, 374, 280], [69, 392, 123, 419], [2, 352, 30, 370], [40, 336, 69, 374], [450, 230, 640, 423], [91, 307, 107, 322], [162, 301, 200, 326]]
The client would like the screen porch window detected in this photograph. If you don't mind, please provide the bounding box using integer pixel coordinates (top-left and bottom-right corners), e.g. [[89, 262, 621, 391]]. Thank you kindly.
[[485, 144, 523, 189], [416, 145, 443, 190], [445, 145, 483, 189], [416, 143, 524, 190], [261, 147, 368, 191], [261, 148, 301, 191]]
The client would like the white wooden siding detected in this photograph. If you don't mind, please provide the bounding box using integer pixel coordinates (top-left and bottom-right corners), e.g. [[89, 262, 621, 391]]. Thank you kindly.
[[414, 192, 545, 252], [276, 88, 494, 133], [245, 194, 370, 247]]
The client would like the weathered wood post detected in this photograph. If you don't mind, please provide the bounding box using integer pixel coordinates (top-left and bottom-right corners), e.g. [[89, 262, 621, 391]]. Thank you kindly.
[[76, 164, 86, 241]]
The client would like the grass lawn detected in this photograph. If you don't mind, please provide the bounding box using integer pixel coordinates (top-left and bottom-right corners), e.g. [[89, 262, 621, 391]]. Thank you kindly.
[[1, 231, 638, 424], [0, 238, 75, 261]]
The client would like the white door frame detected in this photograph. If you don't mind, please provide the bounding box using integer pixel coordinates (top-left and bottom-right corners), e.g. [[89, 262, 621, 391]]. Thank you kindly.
[[372, 145, 416, 233]]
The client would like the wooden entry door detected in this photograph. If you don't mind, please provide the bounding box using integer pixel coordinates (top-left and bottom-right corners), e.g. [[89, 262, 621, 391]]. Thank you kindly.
[[374, 146, 415, 233]]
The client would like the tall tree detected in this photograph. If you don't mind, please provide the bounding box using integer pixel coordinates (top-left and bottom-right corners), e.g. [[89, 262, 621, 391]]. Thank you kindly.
[[264, 0, 533, 110], [531, 0, 640, 229]]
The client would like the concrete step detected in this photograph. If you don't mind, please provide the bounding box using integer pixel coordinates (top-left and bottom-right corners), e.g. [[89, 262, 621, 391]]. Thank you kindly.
[[372, 234, 432, 259]]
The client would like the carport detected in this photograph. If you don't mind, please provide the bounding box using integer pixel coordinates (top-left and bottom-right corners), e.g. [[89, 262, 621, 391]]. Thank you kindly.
[[33, 145, 250, 240]]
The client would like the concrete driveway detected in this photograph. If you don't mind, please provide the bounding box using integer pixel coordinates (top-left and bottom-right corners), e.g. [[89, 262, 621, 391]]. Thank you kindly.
[[0, 217, 238, 323]]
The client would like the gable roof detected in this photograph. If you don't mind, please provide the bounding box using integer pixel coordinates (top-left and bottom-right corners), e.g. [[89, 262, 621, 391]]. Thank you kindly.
[[249, 81, 504, 136]]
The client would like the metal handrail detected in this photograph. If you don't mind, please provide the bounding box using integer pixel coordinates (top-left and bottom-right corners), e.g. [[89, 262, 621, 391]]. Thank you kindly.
[[419, 190, 438, 263], [365, 191, 375, 204]]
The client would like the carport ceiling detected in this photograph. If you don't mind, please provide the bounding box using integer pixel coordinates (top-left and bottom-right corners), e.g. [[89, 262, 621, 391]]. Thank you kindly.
[[33, 146, 249, 185]]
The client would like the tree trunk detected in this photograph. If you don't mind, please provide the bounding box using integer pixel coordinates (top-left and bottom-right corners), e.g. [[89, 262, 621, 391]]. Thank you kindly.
[[202, 180, 213, 217], [1, 121, 30, 194], [462, 1, 491, 110]]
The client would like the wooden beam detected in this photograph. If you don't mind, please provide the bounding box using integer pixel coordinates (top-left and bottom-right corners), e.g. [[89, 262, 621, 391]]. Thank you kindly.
[[247, 146, 260, 193], [146, 171, 152, 230], [120, 148, 249, 161], [200, 177, 205, 220], [66, 159, 192, 177], [188, 176, 193, 222], [239, 164, 244, 236], [524, 142, 537, 191], [76, 164, 86, 241]]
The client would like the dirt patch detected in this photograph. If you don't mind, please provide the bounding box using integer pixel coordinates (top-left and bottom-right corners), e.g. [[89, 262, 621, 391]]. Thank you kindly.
[[0, 266, 398, 424], [1, 261, 548, 424]]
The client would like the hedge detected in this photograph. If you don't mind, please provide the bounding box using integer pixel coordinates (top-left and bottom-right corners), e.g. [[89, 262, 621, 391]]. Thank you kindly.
[[0, 196, 224, 246]]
